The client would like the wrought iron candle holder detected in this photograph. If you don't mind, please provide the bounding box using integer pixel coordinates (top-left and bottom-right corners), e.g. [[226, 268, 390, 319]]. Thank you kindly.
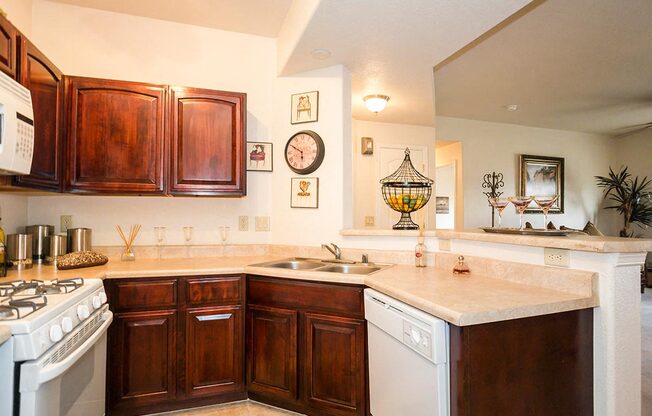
[[380, 148, 434, 230], [481, 172, 505, 227]]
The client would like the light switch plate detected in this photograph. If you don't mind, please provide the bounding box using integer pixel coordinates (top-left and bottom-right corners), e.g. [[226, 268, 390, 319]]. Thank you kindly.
[[255, 216, 270, 232], [238, 216, 249, 231], [60, 215, 72, 233], [364, 216, 375, 227], [544, 247, 570, 267]]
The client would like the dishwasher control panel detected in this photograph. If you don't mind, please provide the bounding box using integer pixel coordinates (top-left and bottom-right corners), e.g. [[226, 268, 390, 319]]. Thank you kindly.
[[403, 321, 432, 358]]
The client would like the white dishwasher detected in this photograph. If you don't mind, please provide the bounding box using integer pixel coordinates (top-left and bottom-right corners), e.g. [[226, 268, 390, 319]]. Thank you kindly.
[[364, 288, 449, 416]]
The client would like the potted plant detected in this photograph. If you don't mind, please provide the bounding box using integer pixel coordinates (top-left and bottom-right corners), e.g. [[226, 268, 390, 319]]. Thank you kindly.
[[595, 166, 652, 237]]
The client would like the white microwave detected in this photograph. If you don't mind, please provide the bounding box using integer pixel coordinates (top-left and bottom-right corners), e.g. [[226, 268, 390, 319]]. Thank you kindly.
[[0, 69, 34, 175]]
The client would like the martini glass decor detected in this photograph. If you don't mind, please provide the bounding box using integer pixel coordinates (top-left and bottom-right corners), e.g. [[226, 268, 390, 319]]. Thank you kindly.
[[508, 196, 534, 230], [534, 195, 559, 229], [488, 197, 510, 228]]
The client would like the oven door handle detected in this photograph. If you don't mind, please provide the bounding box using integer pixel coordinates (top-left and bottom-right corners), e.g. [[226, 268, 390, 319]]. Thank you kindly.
[[20, 310, 113, 393]]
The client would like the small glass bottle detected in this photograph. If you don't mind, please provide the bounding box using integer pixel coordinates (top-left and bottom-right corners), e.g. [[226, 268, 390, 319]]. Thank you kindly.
[[415, 236, 426, 267], [0, 214, 5, 276]]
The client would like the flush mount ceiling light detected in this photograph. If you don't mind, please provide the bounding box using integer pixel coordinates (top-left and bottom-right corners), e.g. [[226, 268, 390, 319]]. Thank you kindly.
[[504, 104, 519, 111], [311, 48, 331, 60], [363, 94, 390, 113]]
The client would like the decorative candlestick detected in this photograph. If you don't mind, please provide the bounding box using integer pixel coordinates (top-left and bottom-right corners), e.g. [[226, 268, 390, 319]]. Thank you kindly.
[[481, 172, 505, 227]]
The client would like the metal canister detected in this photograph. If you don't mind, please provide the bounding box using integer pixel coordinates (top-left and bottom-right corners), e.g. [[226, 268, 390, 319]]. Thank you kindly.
[[67, 228, 92, 253], [6, 234, 33, 270], [45, 235, 67, 265], [24, 225, 55, 264]]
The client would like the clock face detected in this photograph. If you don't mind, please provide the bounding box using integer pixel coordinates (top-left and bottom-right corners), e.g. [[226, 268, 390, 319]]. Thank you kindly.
[[285, 131, 325, 174]]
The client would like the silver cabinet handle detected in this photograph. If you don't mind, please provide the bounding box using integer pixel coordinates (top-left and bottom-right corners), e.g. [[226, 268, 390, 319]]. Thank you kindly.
[[196, 313, 232, 321]]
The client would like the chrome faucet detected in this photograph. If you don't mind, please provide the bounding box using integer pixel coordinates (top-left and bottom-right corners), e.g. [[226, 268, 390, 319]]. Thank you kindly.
[[321, 243, 342, 260]]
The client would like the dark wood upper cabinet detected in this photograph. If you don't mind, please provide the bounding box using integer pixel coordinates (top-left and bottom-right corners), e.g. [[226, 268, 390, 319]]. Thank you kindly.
[[65, 76, 166, 194], [168, 87, 246, 196], [0, 14, 17, 79], [13, 36, 64, 191], [185, 305, 243, 398]]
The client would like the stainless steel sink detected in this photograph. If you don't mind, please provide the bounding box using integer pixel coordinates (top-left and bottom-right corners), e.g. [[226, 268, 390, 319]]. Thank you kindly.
[[251, 257, 391, 275], [316, 264, 382, 275], [254, 258, 324, 270]]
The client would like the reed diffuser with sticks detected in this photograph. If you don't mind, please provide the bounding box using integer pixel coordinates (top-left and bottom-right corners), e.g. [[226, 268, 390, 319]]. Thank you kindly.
[[116, 224, 141, 261]]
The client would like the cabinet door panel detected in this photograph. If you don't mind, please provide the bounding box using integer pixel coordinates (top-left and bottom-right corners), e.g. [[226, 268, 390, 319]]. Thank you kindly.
[[185, 306, 243, 397], [0, 15, 16, 78], [246, 304, 298, 402], [13, 37, 64, 190], [108, 310, 177, 411], [304, 313, 366, 415], [66, 77, 166, 193], [169, 87, 245, 195]]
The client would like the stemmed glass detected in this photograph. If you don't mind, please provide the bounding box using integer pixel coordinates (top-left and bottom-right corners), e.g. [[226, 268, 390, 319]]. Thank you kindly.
[[508, 196, 534, 230], [154, 226, 166, 259], [534, 195, 559, 230], [183, 226, 193, 257], [219, 226, 230, 245], [488, 197, 510, 228]]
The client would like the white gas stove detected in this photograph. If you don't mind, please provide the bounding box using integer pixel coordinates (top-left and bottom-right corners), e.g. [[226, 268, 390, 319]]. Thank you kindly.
[[0, 277, 112, 416]]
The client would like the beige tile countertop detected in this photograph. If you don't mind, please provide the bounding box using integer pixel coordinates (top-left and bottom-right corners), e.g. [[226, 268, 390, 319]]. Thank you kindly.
[[2, 255, 597, 326], [365, 265, 597, 326], [0, 325, 10, 346]]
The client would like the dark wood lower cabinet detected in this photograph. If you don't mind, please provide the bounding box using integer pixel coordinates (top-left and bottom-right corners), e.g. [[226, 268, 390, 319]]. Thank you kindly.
[[450, 309, 593, 416], [246, 275, 368, 416], [108, 310, 177, 412], [304, 313, 366, 416]]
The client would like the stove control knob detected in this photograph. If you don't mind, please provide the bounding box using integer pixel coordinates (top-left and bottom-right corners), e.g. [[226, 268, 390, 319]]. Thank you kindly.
[[77, 305, 90, 320], [49, 325, 63, 342], [99, 291, 108, 304], [92, 296, 102, 309], [61, 317, 73, 333]]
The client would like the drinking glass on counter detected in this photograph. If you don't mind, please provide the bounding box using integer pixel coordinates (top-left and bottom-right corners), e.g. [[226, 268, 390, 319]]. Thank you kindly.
[[534, 195, 559, 229], [183, 226, 193, 257], [219, 226, 230, 245], [154, 226, 166, 259], [508, 196, 534, 230], [488, 197, 510, 228]]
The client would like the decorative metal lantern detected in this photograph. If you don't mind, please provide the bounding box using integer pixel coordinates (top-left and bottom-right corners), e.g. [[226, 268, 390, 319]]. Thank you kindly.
[[380, 148, 434, 230]]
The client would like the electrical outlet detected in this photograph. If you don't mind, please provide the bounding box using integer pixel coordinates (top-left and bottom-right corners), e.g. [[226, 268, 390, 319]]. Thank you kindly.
[[364, 216, 375, 227], [544, 247, 570, 267], [255, 216, 270, 232], [439, 239, 451, 251], [60, 215, 72, 233], [238, 216, 249, 231]]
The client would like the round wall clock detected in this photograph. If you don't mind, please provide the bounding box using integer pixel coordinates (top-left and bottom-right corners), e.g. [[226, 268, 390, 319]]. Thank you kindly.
[[284, 130, 325, 174]]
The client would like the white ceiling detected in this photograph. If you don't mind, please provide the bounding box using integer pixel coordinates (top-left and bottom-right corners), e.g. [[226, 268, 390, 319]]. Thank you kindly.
[[278, 0, 532, 126], [434, 0, 652, 136], [48, 0, 293, 37]]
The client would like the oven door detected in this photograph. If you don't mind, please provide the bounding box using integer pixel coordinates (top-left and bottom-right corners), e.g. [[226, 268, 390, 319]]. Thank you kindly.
[[18, 306, 113, 416]]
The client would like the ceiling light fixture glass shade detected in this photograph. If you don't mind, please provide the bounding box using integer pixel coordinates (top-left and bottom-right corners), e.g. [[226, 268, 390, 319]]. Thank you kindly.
[[363, 94, 390, 113]]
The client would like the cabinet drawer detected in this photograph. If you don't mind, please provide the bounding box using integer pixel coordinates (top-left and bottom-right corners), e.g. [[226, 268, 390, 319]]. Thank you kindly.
[[112, 279, 178, 311], [247, 276, 364, 318], [186, 276, 241, 306]]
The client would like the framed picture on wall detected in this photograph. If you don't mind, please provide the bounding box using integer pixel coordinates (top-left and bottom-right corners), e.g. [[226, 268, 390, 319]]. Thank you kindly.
[[519, 154, 564, 213], [435, 197, 450, 214], [246, 142, 273, 172], [290, 177, 319, 208], [291, 91, 319, 124]]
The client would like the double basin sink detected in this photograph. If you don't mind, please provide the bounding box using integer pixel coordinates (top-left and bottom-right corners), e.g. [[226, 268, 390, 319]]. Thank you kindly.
[[252, 257, 392, 275]]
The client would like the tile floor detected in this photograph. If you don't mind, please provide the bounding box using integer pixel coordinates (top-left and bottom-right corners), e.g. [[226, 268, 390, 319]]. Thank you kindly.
[[153, 400, 302, 415], [643, 289, 651, 414]]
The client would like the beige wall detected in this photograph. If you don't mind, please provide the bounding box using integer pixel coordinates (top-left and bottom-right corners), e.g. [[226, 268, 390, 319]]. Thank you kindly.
[[351, 119, 436, 229], [615, 130, 652, 238], [25, 0, 276, 245], [436, 116, 619, 235], [0, 0, 32, 35]]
